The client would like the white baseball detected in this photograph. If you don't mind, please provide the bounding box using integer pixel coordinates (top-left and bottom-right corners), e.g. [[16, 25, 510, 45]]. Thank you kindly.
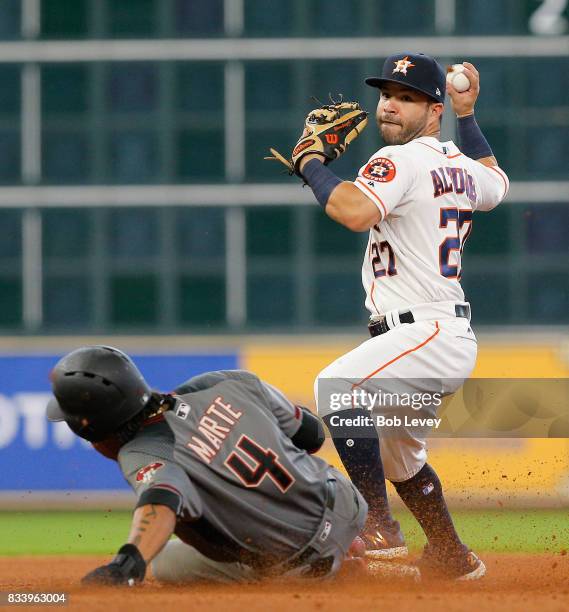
[[446, 63, 471, 93]]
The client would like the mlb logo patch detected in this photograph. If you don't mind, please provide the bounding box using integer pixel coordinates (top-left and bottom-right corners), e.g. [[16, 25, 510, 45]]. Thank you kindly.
[[319, 521, 332, 542], [175, 402, 191, 420], [422, 482, 434, 496]]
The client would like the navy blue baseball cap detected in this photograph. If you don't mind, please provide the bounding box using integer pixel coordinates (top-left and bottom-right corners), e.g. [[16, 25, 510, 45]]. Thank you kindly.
[[365, 52, 446, 103]]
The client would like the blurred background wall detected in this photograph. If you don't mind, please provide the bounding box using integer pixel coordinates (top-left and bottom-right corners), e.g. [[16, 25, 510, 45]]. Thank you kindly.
[[0, 0, 568, 508], [0, 0, 568, 333]]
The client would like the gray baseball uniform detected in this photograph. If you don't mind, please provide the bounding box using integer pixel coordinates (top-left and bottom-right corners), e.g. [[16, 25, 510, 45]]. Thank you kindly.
[[117, 370, 367, 582]]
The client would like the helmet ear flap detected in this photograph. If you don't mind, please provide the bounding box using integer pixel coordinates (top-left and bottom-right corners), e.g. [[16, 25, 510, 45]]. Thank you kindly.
[[113, 392, 165, 445], [65, 414, 101, 442]]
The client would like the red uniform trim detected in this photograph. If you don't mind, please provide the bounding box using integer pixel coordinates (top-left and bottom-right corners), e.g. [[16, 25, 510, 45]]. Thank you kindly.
[[353, 322, 441, 388], [142, 414, 165, 427], [151, 483, 182, 497]]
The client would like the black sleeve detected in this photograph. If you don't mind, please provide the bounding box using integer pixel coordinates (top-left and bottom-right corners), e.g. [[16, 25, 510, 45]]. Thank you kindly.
[[137, 487, 181, 514], [291, 406, 325, 454]]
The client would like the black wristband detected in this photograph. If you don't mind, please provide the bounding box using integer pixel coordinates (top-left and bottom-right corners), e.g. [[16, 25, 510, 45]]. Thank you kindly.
[[113, 543, 147, 584], [301, 158, 342, 209], [457, 113, 493, 160]]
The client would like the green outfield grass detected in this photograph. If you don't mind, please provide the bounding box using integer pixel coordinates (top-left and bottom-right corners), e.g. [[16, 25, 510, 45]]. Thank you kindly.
[[0, 509, 567, 556]]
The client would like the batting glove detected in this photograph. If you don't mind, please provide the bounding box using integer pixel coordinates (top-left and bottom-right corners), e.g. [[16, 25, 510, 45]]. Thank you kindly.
[[81, 543, 146, 586]]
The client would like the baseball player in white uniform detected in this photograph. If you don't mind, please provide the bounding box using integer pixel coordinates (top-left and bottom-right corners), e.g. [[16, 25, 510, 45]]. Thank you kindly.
[[294, 53, 509, 580]]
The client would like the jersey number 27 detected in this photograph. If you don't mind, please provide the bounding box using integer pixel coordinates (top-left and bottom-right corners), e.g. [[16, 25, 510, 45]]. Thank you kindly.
[[439, 208, 473, 279], [372, 208, 473, 280]]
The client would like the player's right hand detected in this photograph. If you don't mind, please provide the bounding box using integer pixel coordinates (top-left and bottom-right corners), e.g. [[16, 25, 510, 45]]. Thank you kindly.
[[82, 563, 134, 586], [81, 543, 146, 587], [446, 61, 480, 118]]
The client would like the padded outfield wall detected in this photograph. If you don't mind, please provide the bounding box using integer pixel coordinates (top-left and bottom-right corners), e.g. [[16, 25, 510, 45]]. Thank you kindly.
[[1, 332, 568, 509]]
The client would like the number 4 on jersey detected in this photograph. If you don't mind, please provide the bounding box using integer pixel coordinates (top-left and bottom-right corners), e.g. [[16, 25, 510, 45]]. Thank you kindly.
[[224, 434, 295, 493]]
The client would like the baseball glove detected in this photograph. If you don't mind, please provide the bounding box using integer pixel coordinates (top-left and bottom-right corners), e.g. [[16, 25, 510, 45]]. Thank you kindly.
[[265, 99, 368, 177]]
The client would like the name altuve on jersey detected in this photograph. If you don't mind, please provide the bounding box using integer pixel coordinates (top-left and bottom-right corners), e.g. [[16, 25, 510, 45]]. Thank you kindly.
[[430, 166, 477, 202]]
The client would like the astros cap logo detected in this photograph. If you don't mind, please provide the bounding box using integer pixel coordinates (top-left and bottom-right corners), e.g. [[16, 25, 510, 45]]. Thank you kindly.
[[393, 56, 415, 75]]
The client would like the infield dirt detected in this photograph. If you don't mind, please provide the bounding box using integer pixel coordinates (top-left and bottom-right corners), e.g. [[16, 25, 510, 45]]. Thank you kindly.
[[0, 554, 569, 612], [1, 553, 567, 612]]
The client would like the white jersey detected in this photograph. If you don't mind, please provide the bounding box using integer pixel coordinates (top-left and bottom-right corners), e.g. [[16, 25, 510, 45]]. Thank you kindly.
[[352, 136, 509, 315]]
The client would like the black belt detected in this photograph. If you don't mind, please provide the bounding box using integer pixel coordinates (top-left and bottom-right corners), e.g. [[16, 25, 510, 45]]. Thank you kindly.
[[325, 477, 336, 511], [368, 304, 470, 338]]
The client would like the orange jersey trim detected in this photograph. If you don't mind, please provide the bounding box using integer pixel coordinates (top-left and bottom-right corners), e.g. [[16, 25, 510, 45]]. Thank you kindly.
[[369, 279, 380, 314], [367, 241, 380, 314], [417, 142, 463, 159], [353, 321, 441, 387], [489, 166, 509, 199], [355, 178, 388, 218]]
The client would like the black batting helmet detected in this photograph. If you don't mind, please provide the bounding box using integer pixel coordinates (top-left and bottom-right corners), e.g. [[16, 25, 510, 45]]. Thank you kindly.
[[46, 345, 153, 442]]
